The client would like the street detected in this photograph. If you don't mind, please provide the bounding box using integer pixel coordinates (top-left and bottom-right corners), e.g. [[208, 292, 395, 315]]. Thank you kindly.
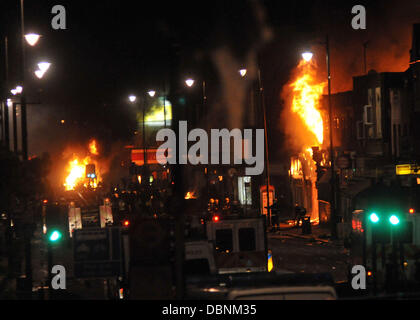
[[268, 227, 350, 283]]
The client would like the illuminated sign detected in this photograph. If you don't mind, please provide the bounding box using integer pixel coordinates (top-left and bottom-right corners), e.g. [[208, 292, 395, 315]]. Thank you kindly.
[[396, 164, 420, 175], [141, 97, 172, 127], [131, 148, 170, 166]]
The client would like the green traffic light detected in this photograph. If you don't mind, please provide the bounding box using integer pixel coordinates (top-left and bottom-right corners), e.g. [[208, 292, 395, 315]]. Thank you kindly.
[[49, 230, 62, 242], [369, 213, 380, 223], [389, 215, 400, 225]]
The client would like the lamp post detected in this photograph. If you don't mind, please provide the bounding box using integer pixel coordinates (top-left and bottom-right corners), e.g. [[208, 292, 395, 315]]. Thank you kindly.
[[2, 37, 10, 149], [185, 78, 207, 127], [20, 0, 28, 161], [20, 0, 41, 161], [185, 78, 209, 200], [258, 69, 272, 228], [129, 95, 144, 166], [302, 35, 337, 239], [147, 89, 167, 128]]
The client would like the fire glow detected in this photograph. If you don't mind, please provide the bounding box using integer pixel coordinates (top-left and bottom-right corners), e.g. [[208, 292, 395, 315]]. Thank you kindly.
[[89, 139, 98, 155], [64, 139, 101, 191], [286, 58, 326, 226], [185, 191, 197, 199], [290, 59, 326, 146]]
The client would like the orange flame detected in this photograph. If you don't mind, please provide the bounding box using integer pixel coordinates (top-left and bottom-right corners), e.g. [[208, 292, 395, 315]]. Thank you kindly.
[[89, 139, 98, 155], [64, 139, 102, 191], [290, 60, 326, 146], [185, 191, 197, 199], [64, 156, 90, 191]]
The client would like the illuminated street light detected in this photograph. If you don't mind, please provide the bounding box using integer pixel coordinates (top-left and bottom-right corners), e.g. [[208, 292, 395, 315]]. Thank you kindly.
[[37, 61, 51, 73], [185, 79, 195, 87], [239, 69, 247, 77], [302, 51, 313, 62], [11, 86, 23, 95], [35, 70, 45, 79], [129, 95, 137, 103], [147, 90, 156, 97], [24, 33, 40, 46]]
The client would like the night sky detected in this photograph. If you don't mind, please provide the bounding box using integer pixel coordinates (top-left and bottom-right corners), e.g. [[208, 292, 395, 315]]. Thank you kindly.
[[1, 0, 419, 160]]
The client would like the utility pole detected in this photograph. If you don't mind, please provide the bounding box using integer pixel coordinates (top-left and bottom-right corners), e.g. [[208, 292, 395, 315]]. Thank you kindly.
[[258, 69, 271, 227], [2, 36, 10, 150], [20, 0, 28, 161], [326, 35, 338, 239], [12, 102, 18, 152]]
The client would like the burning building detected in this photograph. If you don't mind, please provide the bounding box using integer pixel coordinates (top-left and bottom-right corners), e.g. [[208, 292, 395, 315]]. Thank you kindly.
[[283, 59, 327, 224], [307, 23, 420, 236]]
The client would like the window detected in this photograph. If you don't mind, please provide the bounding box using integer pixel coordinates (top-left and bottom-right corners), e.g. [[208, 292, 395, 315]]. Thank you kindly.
[[364, 105, 373, 125], [215, 229, 233, 252], [238, 228, 256, 251], [333, 117, 340, 129]]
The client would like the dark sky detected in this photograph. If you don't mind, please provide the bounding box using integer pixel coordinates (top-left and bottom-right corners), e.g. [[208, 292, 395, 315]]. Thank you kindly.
[[1, 0, 419, 159]]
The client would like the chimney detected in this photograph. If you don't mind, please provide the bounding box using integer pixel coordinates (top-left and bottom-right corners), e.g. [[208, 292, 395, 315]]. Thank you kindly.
[[410, 24, 420, 63]]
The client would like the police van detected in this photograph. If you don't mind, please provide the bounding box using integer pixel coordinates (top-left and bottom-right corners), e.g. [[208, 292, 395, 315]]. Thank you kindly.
[[205, 216, 270, 274]]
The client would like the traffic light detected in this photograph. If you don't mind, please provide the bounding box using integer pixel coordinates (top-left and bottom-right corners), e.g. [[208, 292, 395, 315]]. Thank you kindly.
[[389, 215, 400, 225], [212, 215, 220, 222], [123, 219, 130, 227], [368, 210, 412, 243], [369, 211, 390, 243], [45, 202, 66, 244], [369, 213, 380, 223], [48, 229, 63, 243]]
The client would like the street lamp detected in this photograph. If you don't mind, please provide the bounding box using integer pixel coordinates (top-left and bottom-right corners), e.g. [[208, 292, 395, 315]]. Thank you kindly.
[[11, 86, 23, 95], [128, 94, 147, 169], [147, 90, 156, 98], [239, 69, 247, 77], [185, 79, 195, 87], [34, 61, 51, 79], [301, 52, 313, 62], [24, 33, 40, 46], [37, 61, 51, 73]]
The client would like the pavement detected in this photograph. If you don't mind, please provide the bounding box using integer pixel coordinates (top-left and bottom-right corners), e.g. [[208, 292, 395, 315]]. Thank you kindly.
[[267, 221, 351, 283]]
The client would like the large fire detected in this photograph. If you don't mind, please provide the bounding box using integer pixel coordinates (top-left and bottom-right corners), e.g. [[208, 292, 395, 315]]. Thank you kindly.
[[64, 139, 101, 191], [286, 58, 327, 226], [289, 60, 326, 146]]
